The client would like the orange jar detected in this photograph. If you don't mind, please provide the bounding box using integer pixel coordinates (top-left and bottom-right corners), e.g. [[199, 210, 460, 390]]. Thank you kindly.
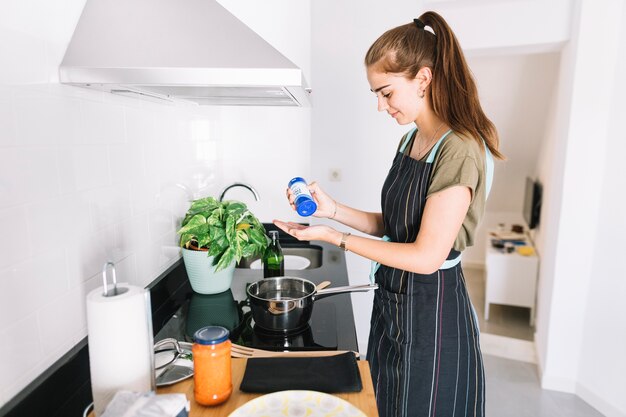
[[192, 326, 232, 406]]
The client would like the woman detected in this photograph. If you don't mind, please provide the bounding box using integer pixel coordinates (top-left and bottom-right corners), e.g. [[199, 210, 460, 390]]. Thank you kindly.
[[274, 11, 504, 417]]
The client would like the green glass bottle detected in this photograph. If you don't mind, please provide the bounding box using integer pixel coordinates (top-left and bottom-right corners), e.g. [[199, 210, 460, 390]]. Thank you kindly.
[[263, 230, 284, 278]]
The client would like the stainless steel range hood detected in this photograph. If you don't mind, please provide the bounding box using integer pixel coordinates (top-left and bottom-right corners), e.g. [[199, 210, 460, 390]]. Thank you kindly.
[[59, 0, 310, 106]]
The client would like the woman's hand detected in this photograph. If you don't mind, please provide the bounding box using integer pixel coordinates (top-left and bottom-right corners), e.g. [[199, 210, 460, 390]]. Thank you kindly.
[[273, 220, 340, 244], [285, 181, 337, 219]]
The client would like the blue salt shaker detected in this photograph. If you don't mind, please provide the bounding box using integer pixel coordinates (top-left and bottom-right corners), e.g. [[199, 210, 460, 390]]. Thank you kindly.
[[288, 177, 317, 216]]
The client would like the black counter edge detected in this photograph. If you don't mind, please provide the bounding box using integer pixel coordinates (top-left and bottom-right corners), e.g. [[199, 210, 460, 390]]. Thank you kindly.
[[0, 259, 190, 417]]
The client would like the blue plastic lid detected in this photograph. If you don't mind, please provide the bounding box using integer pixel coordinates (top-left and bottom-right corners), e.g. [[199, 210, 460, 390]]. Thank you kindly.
[[296, 198, 317, 217], [193, 326, 230, 345]]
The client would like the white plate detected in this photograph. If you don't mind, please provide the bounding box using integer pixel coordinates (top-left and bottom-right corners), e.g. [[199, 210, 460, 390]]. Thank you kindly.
[[249, 255, 311, 270], [228, 390, 367, 417], [155, 342, 193, 387]]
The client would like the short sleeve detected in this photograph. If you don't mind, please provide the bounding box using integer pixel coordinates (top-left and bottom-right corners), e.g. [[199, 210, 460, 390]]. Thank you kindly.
[[427, 156, 480, 201], [424, 133, 487, 251]]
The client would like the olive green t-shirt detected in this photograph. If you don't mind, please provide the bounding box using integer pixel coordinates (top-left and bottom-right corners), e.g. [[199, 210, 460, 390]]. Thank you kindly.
[[400, 130, 487, 251]]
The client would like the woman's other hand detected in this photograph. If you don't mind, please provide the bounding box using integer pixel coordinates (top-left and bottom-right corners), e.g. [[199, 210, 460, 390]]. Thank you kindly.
[[273, 220, 339, 244], [285, 181, 337, 219]]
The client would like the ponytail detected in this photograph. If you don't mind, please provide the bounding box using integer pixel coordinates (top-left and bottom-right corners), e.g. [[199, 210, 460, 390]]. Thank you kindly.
[[365, 11, 504, 160]]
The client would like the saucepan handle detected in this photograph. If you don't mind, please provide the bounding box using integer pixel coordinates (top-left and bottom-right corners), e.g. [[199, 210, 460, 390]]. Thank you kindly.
[[314, 283, 378, 301]]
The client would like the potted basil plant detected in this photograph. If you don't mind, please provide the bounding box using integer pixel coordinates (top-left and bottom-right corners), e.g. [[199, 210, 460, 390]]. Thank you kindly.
[[177, 197, 268, 294]]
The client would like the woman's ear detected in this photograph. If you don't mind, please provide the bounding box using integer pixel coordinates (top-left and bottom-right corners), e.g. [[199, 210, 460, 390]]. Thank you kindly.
[[416, 66, 433, 93]]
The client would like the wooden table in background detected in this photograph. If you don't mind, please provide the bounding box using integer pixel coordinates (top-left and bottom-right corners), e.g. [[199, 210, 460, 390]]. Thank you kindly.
[[91, 359, 379, 416]]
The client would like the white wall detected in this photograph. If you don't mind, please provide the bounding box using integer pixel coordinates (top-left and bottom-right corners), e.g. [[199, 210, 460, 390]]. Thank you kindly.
[[534, 0, 626, 415], [0, 0, 311, 407], [463, 53, 560, 265], [425, 0, 571, 55], [577, 5, 626, 411]]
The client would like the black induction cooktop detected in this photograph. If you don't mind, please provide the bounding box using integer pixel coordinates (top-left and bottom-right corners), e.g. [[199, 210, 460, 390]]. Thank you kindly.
[[182, 290, 338, 351]]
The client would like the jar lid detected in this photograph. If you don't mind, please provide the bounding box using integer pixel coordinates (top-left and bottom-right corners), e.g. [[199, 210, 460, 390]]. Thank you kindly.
[[193, 326, 230, 345]]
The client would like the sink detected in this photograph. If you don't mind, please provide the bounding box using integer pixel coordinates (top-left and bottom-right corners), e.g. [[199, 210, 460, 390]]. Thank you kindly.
[[236, 244, 323, 269]]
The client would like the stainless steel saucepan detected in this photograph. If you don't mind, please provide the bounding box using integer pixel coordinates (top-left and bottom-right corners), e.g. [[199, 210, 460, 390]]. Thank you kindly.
[[246, 276, 378, 332]]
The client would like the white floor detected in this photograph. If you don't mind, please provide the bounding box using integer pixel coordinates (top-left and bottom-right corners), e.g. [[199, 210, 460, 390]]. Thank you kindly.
[[484, 355, 604, 417], [465, 266, 605, 416]]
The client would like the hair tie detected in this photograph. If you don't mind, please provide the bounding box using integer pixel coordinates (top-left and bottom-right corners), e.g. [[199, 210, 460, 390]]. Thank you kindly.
[[413, 18, 425, 29], [413, 18, 436, 36]]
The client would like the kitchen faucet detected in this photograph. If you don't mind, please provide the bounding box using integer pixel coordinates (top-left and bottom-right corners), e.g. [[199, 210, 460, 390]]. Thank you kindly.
[[219, 182, 260, 202]]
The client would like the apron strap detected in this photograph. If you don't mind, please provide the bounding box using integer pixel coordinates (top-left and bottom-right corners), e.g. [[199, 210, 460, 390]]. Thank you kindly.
[[440, 255, 462, 269], [425, 130, 454, 163], [369, 235, 390, 284], [484, 141, 494, 198], [398, 128, 417, 154], [369, 236, 460, 282]]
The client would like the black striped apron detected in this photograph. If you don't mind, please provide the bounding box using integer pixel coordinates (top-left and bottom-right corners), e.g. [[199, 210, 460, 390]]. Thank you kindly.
[[366, 129, 486, 417]]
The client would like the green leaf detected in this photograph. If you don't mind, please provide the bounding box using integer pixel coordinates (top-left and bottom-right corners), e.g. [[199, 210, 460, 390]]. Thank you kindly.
[[206, 215, 221, 227], [236, 229, 249, 243], [177, 214, 210, 246], [241, 243, 256, 258], [210, 226, 226, 245], [177, 214, 207, 234], [208, 242, 224, 258], [249, 227, 268, 247], [196, 234, 212, 248], [225, 216, 236, 243], [252, 218, 266, 232], [179, 233, 195, 247], [215, 246, 236, 271], [225, 201, 247, 215], [189, 197, 219, 213], [213, 205, 225, 220]]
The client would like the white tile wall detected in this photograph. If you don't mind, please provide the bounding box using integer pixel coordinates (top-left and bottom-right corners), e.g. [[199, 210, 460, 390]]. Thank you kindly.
[[0, 3, 311, 408], [0, 315, 42, 396], [0, 28, 48, 84]]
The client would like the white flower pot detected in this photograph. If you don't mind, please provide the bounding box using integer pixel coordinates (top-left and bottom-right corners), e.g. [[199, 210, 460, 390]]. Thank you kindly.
[[181, 248, 236, 294]]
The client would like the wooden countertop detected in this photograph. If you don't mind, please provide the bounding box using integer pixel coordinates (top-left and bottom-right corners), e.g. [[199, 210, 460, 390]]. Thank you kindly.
[[90, 358, 379, 416]]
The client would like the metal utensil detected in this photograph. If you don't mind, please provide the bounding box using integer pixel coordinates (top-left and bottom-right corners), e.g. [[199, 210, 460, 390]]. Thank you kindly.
[[231, 342, 358, 358], [154, 338, 184, 370], [155, 363, 194, 386], [153, 339, 194, 387], [316, 280, 331, 291]]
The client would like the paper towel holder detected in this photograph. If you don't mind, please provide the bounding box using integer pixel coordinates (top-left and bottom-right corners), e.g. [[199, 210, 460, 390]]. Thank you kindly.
[[102, 262, 129, 297]]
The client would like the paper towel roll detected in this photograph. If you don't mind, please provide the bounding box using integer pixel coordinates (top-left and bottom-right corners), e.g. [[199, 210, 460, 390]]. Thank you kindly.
[[86, 283, 155, 416]]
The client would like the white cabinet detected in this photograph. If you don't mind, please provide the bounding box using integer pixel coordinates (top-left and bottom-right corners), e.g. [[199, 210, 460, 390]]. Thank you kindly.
[[484, 233, 539, 326]]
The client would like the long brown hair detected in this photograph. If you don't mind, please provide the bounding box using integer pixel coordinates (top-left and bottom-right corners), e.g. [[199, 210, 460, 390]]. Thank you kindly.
[[364, 11, 504, 160]]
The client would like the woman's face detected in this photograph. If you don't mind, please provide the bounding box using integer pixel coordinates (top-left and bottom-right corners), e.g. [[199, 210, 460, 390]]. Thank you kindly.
[[366, 67, 423, 125]]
